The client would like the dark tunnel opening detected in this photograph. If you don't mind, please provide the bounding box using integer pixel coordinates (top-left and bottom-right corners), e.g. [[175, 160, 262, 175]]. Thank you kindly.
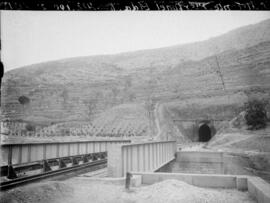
[[198, 124, 211, 142]]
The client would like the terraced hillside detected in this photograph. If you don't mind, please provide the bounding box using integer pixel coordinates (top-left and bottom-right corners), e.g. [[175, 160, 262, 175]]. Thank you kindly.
[[36, 104, 150, 139], [1, 19, 270, 141]]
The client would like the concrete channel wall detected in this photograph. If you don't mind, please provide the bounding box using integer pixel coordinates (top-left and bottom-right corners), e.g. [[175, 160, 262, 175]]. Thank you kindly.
[[1, 140, 131, 166], [130, 172, 270, 203], [173, 151, 224, 174], [108, 141, 177, 177], [168, 151, 255, 175]]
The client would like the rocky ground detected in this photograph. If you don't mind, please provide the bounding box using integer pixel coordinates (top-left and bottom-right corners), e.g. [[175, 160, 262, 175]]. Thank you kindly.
[[206, 125, 270, 183], [0, 179, 256, 203]]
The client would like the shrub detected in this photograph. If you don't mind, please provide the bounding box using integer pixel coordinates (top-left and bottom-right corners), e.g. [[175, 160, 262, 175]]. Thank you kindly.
[[25, 123, 35, 131], [244, 99, 268, 130], [18, 95, 30, 105]]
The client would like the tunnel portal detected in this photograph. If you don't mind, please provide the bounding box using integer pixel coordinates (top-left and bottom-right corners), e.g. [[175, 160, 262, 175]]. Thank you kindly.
[[198, 124, 211, 142]]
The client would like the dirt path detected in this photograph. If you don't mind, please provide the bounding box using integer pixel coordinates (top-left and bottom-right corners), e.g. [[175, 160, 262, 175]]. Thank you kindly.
[[153, 102, 162, 138]]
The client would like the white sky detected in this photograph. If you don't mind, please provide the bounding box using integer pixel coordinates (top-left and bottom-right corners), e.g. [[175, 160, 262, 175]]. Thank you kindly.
[[1, 11, 270, 72]]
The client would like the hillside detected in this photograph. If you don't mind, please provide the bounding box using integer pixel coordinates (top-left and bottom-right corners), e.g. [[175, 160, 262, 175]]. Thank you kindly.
[[2, 41, 270, 122], [1, 19, 270, 141], [6, 18, 270, 76]]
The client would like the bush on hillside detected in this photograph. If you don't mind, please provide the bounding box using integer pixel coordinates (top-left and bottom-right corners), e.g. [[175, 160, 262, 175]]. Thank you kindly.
[[244, 99, 268, 130], [25, 123, 35, 131], [18, 95, 30, 105]]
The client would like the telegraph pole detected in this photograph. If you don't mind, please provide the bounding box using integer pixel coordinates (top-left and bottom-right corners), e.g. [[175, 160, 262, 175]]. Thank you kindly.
[[214, 55, 225, 91], [213, 54, 229, 120]]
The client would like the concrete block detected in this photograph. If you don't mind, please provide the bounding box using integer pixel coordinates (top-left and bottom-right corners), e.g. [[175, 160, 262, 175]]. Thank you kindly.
[[134, 172, 239, 189], [107, 144, 123, 177], [191, 174, 236, 188], [248, 177, 270, 203], [158, 173, 193, 185], [131, 175, 142, 187], [141, 173, 160, 184], [247, 178, 257, 198], [236, 176, 248, 191]]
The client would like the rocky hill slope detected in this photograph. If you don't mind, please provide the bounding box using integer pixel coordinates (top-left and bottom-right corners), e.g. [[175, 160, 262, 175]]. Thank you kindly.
[[1, 19, 270, 139]]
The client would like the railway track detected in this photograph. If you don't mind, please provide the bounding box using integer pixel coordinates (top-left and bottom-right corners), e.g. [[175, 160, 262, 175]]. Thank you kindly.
[[0, 158, 107, 191], [0, 140, 130, 191]]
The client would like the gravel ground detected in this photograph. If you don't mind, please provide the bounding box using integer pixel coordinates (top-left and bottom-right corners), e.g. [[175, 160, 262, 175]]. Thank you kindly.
[[0, 182, 73, 203], [1, 179, 256, 203]]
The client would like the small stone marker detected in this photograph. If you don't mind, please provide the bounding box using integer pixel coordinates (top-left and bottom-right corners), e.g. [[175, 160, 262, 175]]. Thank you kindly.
[[125, 172, 132, 190]]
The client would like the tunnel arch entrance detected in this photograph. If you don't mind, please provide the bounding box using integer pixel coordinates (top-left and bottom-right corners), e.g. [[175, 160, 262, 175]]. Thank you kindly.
[[198, 124, 211, 142]]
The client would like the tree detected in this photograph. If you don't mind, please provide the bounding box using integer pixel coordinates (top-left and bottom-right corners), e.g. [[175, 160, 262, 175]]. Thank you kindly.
[[145, 72, 157, 138], [84, 99, 97, 122], [111, 87, 119, 104], [145, 98, 155, 138], [61, 88, 69, 108], [18, 95, 30, 105], [25, 123, 35, 131], [18, 95, 31, 116], [244, 99, 268, 130]]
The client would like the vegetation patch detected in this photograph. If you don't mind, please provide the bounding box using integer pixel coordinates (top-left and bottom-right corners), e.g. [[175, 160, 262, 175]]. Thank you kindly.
[[244, 99, 268, 130], [25, 123, 35, 131], [18, 95, 30, 105]]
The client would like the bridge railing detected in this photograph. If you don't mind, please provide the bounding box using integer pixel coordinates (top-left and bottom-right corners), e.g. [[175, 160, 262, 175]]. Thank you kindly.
[[1, 140, 131, 166], [108, 141, 177, 177]]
